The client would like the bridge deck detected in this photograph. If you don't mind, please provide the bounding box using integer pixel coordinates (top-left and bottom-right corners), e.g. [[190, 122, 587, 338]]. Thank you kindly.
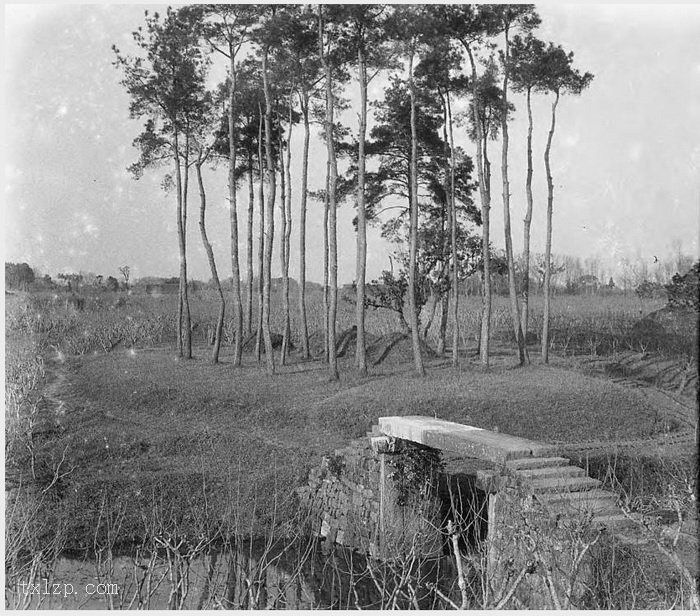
[[378, 416, 557, 464]]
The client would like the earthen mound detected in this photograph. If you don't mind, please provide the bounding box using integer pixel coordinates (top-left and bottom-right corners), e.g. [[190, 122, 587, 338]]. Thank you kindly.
[[306, 328, 436, 365], [242, 331, 289, 353], [366, 331, 437, 366], [307, 326, 381, 359]]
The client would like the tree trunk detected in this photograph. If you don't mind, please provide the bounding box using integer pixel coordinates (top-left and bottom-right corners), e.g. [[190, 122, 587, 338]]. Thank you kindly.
[[298, 98, 311, 359], [322, 157, 330, 363], [500, 26, 528, 366], [174, 135, 184, 357], [261, 49, 276, 375], [407, 44, 425, 377], [447, 92, 459, 367], [255, 104, 265, 363], [196, 153, 225, 363], [542, 91, 560, 363], [466, 44, 491, 367], [278, 127, 288, 364], [319, 5, 339, 380], [422, 288, 438, 340], [281, 96, 294, 365], [438, 291, 449, 355], [228, 48, 243, 367], [246, 158, 254, 336], [521, 86, 534, 340], [355, 44, 368, 375], [437, 95, 450, 354], [175, 130, 192, 360]]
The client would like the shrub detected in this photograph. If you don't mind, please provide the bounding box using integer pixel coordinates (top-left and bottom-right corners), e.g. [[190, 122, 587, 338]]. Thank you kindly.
[[636, 280, 666, 300], [665, 261, 699, 311]]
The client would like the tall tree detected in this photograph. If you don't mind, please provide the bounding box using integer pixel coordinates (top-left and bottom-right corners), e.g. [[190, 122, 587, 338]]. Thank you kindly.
[[383, 5, 440, 376], [509, 34, 548, 341], [274, 81, 299, 365], [365, 76, 442, 341], [414, 32, 469, 361], [336, 5, 395, 375], [266, 11, 308, 365], [317, 5, 346, 380], [113, 7, 210, 360], [233, 62, 264, 338], [407, 20, 425, 376], [280, 8, 323, 360], [255, 100, 266, 362], [196, 5, 258, 367], [440, 4, 502, 367], [257, 5, 282, 375], [540, 45, 593, 362], [495, 4, 540, 366]]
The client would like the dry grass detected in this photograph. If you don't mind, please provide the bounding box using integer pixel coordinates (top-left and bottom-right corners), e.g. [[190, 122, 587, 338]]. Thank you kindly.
[[5, 286, 696, 609]]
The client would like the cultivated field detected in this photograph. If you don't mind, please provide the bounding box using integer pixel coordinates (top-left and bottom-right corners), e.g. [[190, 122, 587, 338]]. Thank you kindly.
[[5, 287, 698, 608]]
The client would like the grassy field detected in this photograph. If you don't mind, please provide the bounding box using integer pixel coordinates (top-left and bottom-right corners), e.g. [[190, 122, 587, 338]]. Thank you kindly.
[[5, 287, 698, 608], [5, 284, 671, 359]]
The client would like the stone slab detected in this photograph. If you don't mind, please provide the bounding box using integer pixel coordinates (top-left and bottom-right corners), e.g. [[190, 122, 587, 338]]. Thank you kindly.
[[505, 457, 570, 470], [514, 465, 586, 479], [536, 488, 614, 503], [528, 475, 601, 493], [378, 416, 556, 463]]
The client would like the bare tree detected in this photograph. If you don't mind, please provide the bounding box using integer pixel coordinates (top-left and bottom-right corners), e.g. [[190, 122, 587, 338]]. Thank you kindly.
[[194, 144, 225, 363], [255, 101, 265, 363], [258, 7, 280, 375], [197, 5, 258, 367], [318, 4, 340, 380], [541, 44, 593, 362], [113, 8, 209, 359], [283, 8, 323, 360], [509, 33, 548, 340], [495, 5, 540, 366]]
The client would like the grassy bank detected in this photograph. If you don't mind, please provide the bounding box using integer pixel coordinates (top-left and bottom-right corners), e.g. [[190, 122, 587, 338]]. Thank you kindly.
[[8, 340, 676, 549]]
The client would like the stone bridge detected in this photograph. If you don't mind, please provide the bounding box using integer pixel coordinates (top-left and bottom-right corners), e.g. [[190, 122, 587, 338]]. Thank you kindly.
[[298, 415, 641, 608], [376, 415, 630, 529]]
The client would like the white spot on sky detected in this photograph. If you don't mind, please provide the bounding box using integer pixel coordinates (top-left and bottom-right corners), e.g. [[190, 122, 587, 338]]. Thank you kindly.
[[628, 143, 643, 161], [563, 134, 580, 147], [55, 104, 68, 118], [84, 223, 99, 237], [6, 164, 22, 180]]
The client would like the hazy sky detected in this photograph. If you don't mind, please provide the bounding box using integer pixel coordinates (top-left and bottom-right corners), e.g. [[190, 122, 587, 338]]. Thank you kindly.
[[4, 3, 700, 284]]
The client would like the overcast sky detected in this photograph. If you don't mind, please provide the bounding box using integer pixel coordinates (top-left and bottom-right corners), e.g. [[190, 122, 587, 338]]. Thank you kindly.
[[4, 3, 700, 284]]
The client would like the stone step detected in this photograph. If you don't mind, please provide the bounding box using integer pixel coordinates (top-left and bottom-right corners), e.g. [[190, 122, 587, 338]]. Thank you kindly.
[[505, 456, 570, 470], [591, 512, 634, 527], [536, 490, 620, 516], [515, 465, 586, 480], [528, 475, 601, 493]]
